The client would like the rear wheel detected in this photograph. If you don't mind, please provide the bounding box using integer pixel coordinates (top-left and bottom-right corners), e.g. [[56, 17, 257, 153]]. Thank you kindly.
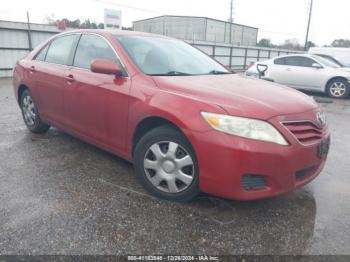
[[20, 89, 50, 133], [326, 78, 350, 99], [133, 125, 199, 202]]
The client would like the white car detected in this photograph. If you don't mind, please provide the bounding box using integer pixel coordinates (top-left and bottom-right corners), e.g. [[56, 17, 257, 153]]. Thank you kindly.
[[245, 54, 350, 98], [309, 47, 350, 68]]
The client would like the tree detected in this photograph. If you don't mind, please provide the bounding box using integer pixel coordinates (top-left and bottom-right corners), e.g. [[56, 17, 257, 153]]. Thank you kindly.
[[44, 17, 105, 30], [331, 39, 350, 48], [43, 14, 56, 25], [305, 41, 316, 50], [257, 38, 274, 48], [280, 38, 303, 51]]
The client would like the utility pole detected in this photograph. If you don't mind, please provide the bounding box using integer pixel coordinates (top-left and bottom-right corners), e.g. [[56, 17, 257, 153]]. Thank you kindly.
[[228, 0, 234, 44], [26, 11, 33, 51], [304, 0, 313, 51]]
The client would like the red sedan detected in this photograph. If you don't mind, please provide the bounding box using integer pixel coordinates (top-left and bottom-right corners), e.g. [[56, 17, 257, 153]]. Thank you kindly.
[[13, 30, 330, 202]]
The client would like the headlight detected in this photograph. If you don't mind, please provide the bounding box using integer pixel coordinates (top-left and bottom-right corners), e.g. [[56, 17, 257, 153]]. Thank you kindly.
[[201, 112, 288, 145]]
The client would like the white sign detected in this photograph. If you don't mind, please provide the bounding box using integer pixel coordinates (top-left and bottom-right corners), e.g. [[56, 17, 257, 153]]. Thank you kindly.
[[104, 9, 122, 30]]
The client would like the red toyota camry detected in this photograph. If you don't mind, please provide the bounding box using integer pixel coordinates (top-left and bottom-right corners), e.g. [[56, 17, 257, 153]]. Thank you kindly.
[[13, 30, 330, 202]]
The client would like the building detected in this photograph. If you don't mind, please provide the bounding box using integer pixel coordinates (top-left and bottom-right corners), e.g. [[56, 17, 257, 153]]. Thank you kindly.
[[133, 15, 258, 46]]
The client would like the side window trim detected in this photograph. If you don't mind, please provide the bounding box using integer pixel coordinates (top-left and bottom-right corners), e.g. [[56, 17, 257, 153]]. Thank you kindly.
[[71, 33, 128, 77], [68, 34, 81, 66], [70, 34, 83, 67]]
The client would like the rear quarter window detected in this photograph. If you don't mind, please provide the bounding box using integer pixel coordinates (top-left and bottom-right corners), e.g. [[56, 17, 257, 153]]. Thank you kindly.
[[34, 45, 49, 61]]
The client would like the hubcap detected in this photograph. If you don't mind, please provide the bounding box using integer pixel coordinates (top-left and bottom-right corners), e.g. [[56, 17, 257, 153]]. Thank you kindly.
[[22, 95, 36, 126], [143, 141, 195, 193], [330, 82, 346, 97]]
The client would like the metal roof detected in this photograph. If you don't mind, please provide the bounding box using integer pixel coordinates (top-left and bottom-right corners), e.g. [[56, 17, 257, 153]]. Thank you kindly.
[[132, 15, 258, 30]]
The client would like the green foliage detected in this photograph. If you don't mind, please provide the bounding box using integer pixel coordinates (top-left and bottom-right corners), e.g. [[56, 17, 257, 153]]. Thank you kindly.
[[331, 39, 350, 48], [45, 15, 105, 29], [257, 38, 274, 48]]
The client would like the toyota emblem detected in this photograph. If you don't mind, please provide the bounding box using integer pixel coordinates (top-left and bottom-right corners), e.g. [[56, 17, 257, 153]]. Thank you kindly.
[[316, 112, 326, 126]]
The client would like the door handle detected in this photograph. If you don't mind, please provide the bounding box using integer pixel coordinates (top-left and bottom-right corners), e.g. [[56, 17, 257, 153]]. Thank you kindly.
[[29, 65, 35, 73], [65, 74, 74, 82]]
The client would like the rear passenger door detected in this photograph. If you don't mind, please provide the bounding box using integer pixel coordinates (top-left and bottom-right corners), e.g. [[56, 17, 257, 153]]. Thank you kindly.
[[31, 34, 80, 126], [64, 34, 131, 150]]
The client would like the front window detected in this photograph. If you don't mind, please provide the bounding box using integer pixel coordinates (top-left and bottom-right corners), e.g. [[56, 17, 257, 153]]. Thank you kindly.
[[74, 34, 120, 69], [117, 36, 230, 76]]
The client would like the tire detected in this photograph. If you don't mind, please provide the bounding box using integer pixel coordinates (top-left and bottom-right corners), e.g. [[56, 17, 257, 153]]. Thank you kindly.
[[326, 78, 350, 99], [20, 89, 50, 133], [133, 125, 200, 202]]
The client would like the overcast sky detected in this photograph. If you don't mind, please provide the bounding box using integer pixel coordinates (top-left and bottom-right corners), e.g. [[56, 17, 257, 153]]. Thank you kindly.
[[1, 0, 349, 45]]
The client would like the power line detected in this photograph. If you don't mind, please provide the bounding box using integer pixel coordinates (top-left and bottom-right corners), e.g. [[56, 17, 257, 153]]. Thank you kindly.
[[95, 0, 165, 15]]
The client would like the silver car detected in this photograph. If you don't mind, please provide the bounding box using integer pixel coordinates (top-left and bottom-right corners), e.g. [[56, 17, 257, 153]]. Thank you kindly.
[[245, 54, 350, 98]]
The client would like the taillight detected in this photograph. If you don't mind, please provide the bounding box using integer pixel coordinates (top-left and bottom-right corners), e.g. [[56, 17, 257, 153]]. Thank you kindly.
[[245, 63, 254, 70]]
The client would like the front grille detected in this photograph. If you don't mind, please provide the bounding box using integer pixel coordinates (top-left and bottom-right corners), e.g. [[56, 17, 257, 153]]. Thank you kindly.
[[241, 175, 266, 190], [295, 165, 317, 179], [283, 121, 323, 145]]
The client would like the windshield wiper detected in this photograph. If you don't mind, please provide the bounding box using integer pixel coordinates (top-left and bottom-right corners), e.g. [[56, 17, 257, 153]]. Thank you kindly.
[[150, 71, 192, 76], [207, 70, 233, 75]]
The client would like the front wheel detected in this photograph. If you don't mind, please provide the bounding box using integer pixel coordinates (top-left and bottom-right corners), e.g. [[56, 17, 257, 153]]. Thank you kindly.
[[326, 79, 350, 99], [133, 125, 199, 202], [20, 89, 50, 133]]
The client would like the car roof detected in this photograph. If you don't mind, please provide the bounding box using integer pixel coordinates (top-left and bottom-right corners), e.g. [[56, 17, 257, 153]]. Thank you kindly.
[[58, 29, 170, 39], [271, 54, 316, 60]]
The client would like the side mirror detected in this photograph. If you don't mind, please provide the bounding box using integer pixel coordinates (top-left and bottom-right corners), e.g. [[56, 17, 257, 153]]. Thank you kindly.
[[312, 63, 323, 69], [91, 59, 123, 76]]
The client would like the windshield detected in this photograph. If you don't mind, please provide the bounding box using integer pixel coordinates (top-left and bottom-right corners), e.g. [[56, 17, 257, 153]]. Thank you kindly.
[[117, 36, 230, 76], [312, 55, 340, 68]]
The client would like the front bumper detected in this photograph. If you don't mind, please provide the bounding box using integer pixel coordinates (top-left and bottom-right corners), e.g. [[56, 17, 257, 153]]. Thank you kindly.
[[186, 109, 330, 201]]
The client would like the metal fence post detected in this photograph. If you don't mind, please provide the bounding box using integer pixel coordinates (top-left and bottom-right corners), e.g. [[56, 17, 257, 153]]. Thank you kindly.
[[229, 47, 233, 69], [243, 48, 248, 70]]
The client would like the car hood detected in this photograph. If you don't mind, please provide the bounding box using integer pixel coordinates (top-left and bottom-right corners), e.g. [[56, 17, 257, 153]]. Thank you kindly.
[[152, 74, 318, 120]]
